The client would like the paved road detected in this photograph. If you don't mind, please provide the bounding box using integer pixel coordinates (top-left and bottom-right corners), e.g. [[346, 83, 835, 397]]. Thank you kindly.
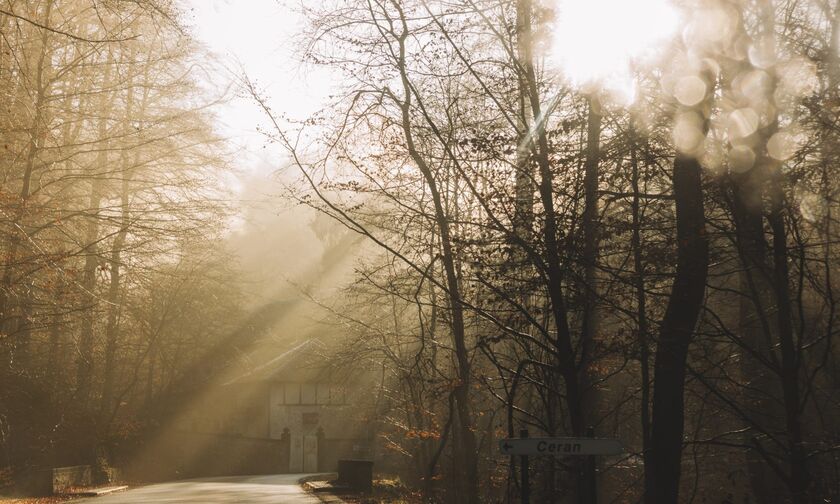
[[77, 474, 323, 503]]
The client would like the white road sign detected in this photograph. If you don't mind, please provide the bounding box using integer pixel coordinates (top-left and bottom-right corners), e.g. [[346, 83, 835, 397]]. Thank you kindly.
[[499, 437, 623, 456]]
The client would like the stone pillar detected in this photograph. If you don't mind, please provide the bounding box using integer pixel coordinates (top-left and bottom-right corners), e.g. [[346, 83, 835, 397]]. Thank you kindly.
[[316, 427, 326, 472], [279, 428, 291, 473]]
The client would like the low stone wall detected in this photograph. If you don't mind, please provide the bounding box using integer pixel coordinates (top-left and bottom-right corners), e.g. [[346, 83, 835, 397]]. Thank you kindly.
[[51, 465, 92, 493], [17, 465, 92, 496]]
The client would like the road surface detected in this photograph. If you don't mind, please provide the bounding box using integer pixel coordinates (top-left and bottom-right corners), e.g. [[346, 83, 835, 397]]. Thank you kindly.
[[77, 474, 323, 503]]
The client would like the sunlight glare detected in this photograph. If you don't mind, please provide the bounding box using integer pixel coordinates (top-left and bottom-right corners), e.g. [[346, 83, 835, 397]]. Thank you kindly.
[[551, 0, 679, 97]]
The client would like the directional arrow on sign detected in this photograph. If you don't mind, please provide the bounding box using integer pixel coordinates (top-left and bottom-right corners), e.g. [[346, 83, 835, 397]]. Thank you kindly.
[[499, 437, 623, 456]]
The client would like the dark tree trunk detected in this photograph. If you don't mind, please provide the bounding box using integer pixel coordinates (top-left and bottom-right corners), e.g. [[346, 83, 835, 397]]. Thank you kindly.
[[630, 129, 654, 497], [392, 13, 479, 502], [76, 51, 115, 404], [0, 0, 52, 365], [101, 65, 144, 418], [769, 180, 809, 501], [731, 168, 782, 504], [100, 179, 128, 417], [76, 174, 104, 403], [646, 151, 709, 504], [580, 95, 602, 427], [518, 0, 582, 440], [517, 0, 585, 499]]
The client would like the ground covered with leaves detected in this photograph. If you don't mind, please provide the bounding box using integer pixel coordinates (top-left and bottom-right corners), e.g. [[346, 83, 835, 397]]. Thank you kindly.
[[0, 497, 79, 503]]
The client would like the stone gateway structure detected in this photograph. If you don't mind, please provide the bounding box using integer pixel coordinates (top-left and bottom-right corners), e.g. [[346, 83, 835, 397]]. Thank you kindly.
[[185, 339, 373, 474]]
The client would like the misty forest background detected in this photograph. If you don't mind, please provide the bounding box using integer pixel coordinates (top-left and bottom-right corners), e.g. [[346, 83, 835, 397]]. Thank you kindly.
[[1, 0, 840, 503]]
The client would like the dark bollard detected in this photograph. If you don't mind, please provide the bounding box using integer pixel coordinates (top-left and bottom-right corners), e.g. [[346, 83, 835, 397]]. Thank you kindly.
[[336, 459, 374, 492]]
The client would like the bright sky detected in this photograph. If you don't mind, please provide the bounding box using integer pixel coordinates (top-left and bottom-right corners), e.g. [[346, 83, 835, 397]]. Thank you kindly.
[[551, 0, 679, 99], [181, 0, 342, 299], [178, 0, 682, 301], [183, 0, 681, 161], [182, 0, 333, 174]]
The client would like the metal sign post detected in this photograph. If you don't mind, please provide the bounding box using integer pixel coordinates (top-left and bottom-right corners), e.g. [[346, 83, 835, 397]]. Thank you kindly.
[[585, 427, 597, 504], [520, 429, 529, 504]]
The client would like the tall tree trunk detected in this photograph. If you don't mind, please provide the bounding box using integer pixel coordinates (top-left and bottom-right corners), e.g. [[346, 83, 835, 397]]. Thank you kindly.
[[630, 127, 653, 497], [718, 5, 785, 499], [731, 164, 781, 503], [392, 11, 478, 502], [737, 2, 810, 499], [646, 116, 709, 503], [76, 180, 104, 403], [101, 62, 145, 418], [0, 0, 53, 366], [514, 3, 557, 498], [100, 177, 129, 417], [47, 279, 64, 388], [517, 2, 588, 500], [76, 52, 114, 403], [0, 0, 53, 471], [517, 0, 582, 441], [768, 178, 809, 501], [513, 0, 534, 245], [580, 94, 602, 428]]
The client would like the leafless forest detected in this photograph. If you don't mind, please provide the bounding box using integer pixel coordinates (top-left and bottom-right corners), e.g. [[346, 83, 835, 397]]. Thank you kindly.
[[2, 0, 840, 503]]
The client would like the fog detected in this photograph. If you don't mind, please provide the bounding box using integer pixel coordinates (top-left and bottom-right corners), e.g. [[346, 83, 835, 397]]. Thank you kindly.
[[1, 1, 840, 503]]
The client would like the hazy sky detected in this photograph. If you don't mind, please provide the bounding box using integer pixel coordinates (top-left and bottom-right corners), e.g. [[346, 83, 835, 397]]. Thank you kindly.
[[181, 0, 681, 151], [176, 0, 680, 307], [183, 0, 334, 172], [181, 0, 351, 310]]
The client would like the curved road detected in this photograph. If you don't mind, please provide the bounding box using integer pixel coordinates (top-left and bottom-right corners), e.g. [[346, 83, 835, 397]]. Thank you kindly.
[[78, 474, 323, 503]]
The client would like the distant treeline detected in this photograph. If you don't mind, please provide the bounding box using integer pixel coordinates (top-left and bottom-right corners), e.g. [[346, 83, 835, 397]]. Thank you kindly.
[[0, 0, 247, 484]]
